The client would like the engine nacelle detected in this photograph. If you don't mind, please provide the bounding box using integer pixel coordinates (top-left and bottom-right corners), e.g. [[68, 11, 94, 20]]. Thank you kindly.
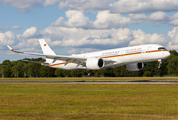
[[126, 63, 144, 71], [86, 58, 104, 70]]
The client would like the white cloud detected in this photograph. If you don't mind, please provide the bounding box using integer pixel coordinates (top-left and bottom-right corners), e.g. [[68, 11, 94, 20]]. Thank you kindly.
[[93, 11, 130, 29], [1, 0, 178, 15], [110, 0, 178, 14], [21, 27, 39, 39], [58, 0, 111, 11], [51, 10, 139, 29], [0, 0, 111, 13], [149, 11, 170, 23], [0, 31, 16, 49], [168, 13, 178, 26], [129, 14, 148, 21], [0, 27, 40, 51], [51, 10, 91, 28], [15, 38, 39, 51], [168, 19, 178, 26], [51, 17, 65, 26], [65, 10, 91, 28], [67, 48, 78, 54], [0, 26, 10, 30], [0, 26, 22, 30], [170, 13, 178, 20], [168, 27, 178, 39], [42, 26, 134, 47], [11, 25, 22, 29], [43, 0, 61, 7], [51, 10, 178, 29], [130, 29, 168, 46], [0, 0, 41, 9], [81, 48, 100, 53], [51, 40, 62, 46], [0, 27, 41, 51], [0, 0, 42, 13], [167, 27, 178, 49], [167, 42, 178, 50]]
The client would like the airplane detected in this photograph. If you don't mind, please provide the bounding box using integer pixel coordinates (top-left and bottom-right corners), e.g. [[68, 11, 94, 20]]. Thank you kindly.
[[7, 39, 170, 72]]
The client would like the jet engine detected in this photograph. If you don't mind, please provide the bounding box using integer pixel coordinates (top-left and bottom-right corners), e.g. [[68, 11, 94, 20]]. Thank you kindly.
[[86, 58, 104, 70], [126, 63, 144, 71]]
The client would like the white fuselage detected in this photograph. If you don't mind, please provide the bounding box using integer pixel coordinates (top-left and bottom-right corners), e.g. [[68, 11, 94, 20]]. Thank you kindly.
[[49, 44, 170, 70]]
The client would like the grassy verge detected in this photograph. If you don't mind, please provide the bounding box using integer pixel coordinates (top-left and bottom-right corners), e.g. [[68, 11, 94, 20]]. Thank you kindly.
[[0, 84, 178, 119], [0, 77, 178, 81]]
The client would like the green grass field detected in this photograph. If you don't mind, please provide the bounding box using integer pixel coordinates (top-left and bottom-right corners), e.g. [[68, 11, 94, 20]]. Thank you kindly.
[[0, 79, 178, 119]]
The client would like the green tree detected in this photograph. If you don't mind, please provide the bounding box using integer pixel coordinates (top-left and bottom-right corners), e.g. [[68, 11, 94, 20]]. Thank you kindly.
[[167, 56, 178, 75], [55, 69, 63, 77], [0, 65, 6, 78], [40, 66, 48, 77], [2, 60, 12, 77], [143, 71, 152, 77], [22, 63, 28, 77]]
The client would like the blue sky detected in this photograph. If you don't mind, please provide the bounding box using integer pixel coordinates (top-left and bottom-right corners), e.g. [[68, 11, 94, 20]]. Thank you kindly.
[[1, 0, 178, 62]]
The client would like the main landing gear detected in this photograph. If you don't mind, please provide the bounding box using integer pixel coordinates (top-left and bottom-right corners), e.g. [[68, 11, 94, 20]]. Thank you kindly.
[[84, 70, 93, 77], [87, 70, 91, 77]]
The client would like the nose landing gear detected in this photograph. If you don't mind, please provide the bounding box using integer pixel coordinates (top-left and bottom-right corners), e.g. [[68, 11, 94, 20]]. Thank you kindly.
[[158, 59, 162, 69]]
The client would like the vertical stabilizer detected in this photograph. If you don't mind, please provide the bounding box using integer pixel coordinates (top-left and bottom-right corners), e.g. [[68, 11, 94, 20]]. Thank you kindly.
[[39, 39, 56, 63]]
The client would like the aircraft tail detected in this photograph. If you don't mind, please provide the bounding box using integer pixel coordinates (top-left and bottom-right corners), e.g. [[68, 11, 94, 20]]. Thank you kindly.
[[39, 39, 56, 63]]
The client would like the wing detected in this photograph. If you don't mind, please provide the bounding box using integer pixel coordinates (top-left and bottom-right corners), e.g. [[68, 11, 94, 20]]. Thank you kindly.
[[7, 45, 117, 67], [7, 45, 87, 65]]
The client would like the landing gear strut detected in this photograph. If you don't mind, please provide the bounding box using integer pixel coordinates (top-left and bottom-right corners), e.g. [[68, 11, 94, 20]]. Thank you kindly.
[[86, 70, 94, 77], [88, 70, 90, 77], [158, 59, 162, 69]]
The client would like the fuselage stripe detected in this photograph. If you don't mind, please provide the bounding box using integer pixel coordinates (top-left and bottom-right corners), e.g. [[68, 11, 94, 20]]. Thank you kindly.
[[49, 62, 72, 67]]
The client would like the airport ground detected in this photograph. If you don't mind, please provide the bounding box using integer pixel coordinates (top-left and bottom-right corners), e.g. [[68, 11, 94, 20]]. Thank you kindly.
[[0, 77, 178, 81], [0, 77, 178, 119]]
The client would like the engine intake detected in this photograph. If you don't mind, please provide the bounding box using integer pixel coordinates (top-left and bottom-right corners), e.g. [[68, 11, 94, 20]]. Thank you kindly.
[[86, 58, 104, 70], [126, 63, 144, 71]]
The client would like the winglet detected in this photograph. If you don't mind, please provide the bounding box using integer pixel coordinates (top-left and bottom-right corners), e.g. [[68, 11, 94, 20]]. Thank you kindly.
[[7, 45, 14, 51]]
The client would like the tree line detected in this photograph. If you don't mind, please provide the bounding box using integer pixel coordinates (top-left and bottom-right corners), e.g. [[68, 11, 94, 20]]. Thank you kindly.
[[0, 50, 178, 78]]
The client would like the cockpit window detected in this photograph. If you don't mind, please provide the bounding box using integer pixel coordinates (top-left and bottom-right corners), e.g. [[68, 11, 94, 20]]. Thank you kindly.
[[158, 47, 167, 50]]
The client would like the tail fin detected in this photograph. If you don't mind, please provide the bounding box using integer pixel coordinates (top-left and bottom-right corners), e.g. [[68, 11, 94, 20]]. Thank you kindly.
[[39, 39, 56, 63]]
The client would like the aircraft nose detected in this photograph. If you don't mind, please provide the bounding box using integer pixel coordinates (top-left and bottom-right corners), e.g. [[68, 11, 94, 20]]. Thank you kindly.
[[166, 51, 170, 57]]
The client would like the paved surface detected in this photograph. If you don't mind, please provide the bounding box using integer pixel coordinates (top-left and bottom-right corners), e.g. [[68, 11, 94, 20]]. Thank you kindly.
[[0, 81, 178, 84]]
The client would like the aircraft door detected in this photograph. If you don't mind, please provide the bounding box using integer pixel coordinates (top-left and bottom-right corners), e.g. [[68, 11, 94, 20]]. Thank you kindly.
[[142, 48, 146, 60], [121, 50, 124, 56], [147, 46, 152, 53]]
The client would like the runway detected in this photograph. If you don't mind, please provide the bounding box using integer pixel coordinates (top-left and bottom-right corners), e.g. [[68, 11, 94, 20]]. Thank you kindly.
[[0, 81, 178, 84]]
